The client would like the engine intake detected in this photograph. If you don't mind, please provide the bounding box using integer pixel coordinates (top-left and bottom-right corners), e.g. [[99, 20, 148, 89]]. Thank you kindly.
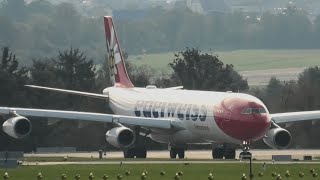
[[3, 116, 32, 139], [106, 127, 135, 149], [263, 127, 291, 149]]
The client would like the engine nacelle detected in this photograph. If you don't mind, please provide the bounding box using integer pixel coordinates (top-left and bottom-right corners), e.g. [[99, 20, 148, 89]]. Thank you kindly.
[[263, 127, 291, 149], [106, 127, 135, 149], [2, 116, 32, 139]]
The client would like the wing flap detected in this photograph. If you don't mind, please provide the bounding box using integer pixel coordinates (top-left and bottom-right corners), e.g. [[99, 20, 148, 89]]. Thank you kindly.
[[271, 111, 320, 124], [25, 85, 108, 99], [0, 107, 184, 130]]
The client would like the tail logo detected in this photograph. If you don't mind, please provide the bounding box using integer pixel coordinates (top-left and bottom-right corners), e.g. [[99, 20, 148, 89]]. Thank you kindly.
[[106, 25, 121, 84], [108, 47, 116, 84]]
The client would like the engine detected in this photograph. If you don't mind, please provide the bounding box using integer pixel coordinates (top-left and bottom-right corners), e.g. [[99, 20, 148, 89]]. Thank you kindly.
[[106, 127, 136, 149], [263, 127, 291, 149], [2, 116, 32, 139]]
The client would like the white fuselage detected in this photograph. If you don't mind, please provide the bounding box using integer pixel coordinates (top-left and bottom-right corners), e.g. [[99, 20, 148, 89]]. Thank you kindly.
[[104, 87, 270, 146]]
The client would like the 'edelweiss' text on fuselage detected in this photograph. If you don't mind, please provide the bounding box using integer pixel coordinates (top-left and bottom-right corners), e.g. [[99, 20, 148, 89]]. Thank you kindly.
[[134, 100, 208, 121]]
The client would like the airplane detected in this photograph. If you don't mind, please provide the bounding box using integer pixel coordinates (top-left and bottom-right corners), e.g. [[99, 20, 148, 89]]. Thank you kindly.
[[1, 16, 320, 159]]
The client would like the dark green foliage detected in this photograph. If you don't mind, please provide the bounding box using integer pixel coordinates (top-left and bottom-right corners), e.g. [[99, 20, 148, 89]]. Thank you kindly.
[[169, 48, 248, 91], [53, 48, 96, 91], [125, 62, 152, 87], [250, 66, 320, 148], [0, 47, 28, 106]]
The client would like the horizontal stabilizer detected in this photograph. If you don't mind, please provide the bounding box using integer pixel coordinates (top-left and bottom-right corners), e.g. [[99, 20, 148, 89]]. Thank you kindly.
[[25, 85, 108, 99], [165, 86, 184, 90]]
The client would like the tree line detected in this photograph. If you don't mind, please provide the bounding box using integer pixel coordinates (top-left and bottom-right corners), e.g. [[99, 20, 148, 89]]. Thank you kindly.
[[1, 1, 320, 64]]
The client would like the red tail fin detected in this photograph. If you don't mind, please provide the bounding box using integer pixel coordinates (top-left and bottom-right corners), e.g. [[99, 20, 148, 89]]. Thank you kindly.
[[104, 16, 133, 88]]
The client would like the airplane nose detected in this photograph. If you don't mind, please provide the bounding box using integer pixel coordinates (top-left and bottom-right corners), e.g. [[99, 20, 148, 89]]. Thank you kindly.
[[214, 97, 271, 141], [215, 113, 270, 141]]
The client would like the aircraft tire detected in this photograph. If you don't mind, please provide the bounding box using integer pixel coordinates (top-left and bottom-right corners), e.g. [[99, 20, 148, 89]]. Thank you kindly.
[[224, 148, 236, 159], [212, 148, 224, 159], [135, 148, 147, 158], [239, 151, 252, 160], [170, 149, 177, 159], [123, 148, 135, 158], [177, 148, 185, 159]]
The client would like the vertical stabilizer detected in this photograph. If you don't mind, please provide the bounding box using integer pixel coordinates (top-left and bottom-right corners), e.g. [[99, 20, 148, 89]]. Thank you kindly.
[[104, 16, 134, 87]]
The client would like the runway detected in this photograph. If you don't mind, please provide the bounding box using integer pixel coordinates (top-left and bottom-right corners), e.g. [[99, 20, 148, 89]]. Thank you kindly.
[[24, 149, 320, 164]]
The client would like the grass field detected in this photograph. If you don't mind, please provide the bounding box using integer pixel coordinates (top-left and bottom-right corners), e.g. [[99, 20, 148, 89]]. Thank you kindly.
[[1, 163, 320, 179], [129, 49, 320, 73]]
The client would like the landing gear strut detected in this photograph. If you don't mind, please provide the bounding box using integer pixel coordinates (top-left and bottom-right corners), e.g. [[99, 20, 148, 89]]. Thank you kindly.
[[239, 141, 253, 180], [212, 144, 236, 159]]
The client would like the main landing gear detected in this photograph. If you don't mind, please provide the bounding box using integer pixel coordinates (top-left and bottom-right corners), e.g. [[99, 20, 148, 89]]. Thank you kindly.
[[212, 144, 236, 159], [123, 127, 148, 158], [123, 147, 147, 158], [169, 144, 186, 159]]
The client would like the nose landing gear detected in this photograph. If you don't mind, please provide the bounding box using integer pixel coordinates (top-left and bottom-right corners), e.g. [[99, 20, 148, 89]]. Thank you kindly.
[[239, 141, 254, 180], [239, 141, 252, 160]]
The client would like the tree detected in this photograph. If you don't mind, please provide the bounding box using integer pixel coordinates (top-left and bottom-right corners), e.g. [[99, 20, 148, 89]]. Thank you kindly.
[[0, 47, 28, 106], [53, 48, 96, 91], [125, 61, 151, 87], [169, 48, 248, 91], [296, 66, 320, 110], [29, 48, 106, 150], [29, 48, 97, 112]]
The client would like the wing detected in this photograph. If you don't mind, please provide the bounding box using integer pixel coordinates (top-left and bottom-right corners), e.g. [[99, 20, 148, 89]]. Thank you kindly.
[[0, 107, 185, 131], [271, 111, 320, 124], [25, 85, 108, 99]]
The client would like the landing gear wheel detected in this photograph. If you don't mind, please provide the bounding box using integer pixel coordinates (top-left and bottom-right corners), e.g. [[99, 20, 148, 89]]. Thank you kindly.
[[212, 148, 224, 159], [124, 148, 147, 158], [239, 151, 252, 160], [224, 148, 236, 159], [170, 148, 185, 159], [124, 148, 135, 158], [177, 148, 185, 159], [135, 148, 147, 158], [170, 149, 177, 159]]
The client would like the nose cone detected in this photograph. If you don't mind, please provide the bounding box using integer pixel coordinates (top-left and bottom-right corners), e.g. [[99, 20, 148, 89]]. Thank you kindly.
[[214, 97, 271, 141]]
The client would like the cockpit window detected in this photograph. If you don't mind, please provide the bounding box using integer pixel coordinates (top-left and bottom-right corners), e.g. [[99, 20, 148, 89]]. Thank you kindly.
[[242, 108, 252, 114], [242, 108, 267, 114], [259, 108, 267, 114]]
